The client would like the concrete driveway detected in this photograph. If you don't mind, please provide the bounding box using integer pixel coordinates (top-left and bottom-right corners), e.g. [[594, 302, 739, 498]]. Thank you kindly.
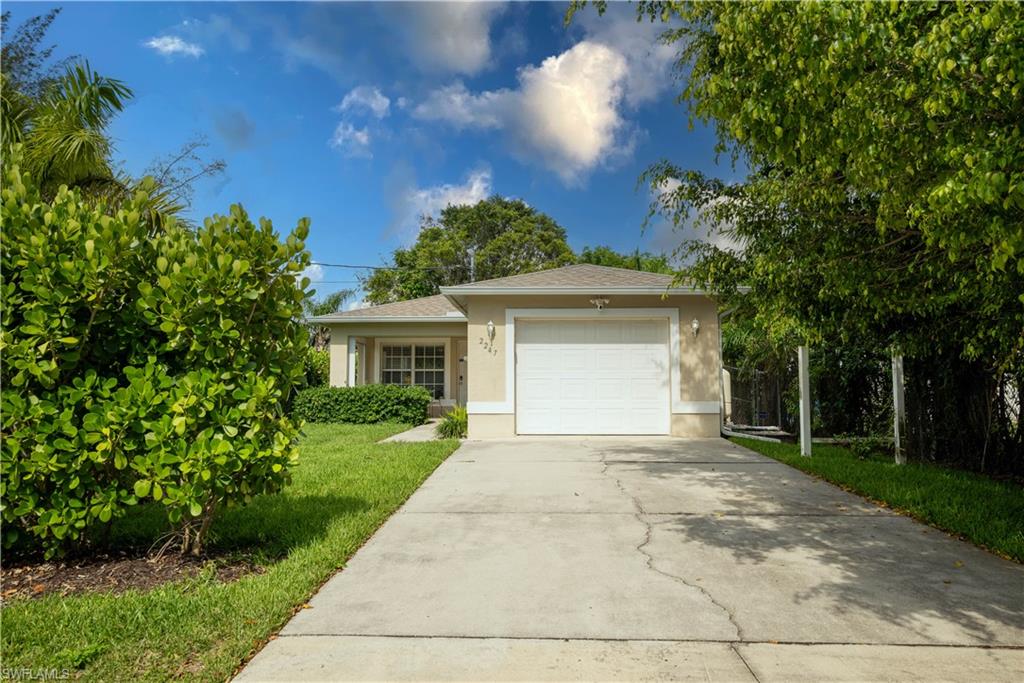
[[238, 438, 1024, 681]]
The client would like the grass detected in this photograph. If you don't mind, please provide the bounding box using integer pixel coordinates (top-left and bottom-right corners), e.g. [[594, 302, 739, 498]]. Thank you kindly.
[[1, 423, 460, 681], [732, 437, 1024, 563]]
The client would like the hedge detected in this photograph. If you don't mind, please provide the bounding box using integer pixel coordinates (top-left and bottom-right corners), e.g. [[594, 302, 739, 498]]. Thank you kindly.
[[293, 385, 432, 425]]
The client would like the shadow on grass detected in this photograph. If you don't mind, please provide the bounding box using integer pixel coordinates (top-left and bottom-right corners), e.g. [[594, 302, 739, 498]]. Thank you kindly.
[[109, 493, 370, 563]]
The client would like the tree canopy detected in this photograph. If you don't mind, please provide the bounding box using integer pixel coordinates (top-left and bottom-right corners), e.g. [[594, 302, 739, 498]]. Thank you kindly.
[[362, 196, 575, 304], [624, 0, 1023, 370], [569, 0, 1022, 470], [577, 245, 673, 274]]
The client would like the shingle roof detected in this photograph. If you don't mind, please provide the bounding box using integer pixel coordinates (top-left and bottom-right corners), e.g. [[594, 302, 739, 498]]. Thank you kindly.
[[309, 265, 700, 324], [442, 264, 677, 291], [308, 294, 464, 322]]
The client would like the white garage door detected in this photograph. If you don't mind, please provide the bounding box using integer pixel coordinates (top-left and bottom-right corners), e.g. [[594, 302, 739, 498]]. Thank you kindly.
[[515, 319, 671, 435]]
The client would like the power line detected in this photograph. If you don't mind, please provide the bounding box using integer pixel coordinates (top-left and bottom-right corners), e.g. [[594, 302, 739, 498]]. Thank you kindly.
[[309, 261, 456, 271]]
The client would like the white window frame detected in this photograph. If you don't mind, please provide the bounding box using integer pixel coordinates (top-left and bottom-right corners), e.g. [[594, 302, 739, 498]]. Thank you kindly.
[[373, 337, 452, 404]]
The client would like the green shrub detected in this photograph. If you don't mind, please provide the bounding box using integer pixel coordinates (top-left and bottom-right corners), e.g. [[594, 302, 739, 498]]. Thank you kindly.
[[293, 385, 431, 425], [435, 406, 467, 439], [305, 348, 330, 387], [1, 158, 312, 557]]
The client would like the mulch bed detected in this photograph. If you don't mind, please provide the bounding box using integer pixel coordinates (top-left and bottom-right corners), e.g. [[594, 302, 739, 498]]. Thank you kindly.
[[1, 550, 264, 602]]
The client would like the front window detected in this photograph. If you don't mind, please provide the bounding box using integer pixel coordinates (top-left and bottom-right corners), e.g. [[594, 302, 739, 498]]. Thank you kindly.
[[381, 344, 445, 399]]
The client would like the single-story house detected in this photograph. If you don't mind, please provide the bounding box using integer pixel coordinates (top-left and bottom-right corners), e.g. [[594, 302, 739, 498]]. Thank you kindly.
[[309, 264, 724, 439]]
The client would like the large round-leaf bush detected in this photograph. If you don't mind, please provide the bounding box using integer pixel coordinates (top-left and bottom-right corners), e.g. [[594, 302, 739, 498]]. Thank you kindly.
[[1, 159, 312, 557]]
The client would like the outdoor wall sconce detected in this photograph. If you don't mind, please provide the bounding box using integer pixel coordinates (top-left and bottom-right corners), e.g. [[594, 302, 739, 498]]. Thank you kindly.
[[486, 320, 495, 341], [590, 298, 610, 310], [691, 318, 701, 337]]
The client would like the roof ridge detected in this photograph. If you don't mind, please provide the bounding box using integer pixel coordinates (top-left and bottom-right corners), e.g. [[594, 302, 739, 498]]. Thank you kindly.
[[442, 263, 675, 291]]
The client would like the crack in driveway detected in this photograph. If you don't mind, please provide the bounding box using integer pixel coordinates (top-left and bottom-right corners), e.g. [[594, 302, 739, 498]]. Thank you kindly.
[[591, 441, 746, 642]]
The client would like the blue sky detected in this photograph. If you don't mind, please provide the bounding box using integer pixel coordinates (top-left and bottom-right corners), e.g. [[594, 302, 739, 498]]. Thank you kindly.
[[6, 1, 738, 303]]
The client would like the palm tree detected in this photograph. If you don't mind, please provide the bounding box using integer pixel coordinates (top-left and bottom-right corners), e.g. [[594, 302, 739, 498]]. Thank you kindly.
[[3, 61, 196, 228], [4, 62, 132, 194], [304, 290, 354, 349]]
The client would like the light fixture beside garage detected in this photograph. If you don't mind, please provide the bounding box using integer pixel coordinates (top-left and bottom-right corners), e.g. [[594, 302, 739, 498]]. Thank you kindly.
[[589, 297, 610, 310], [691, 318, 701, 337], [486, 320, 495, 341]]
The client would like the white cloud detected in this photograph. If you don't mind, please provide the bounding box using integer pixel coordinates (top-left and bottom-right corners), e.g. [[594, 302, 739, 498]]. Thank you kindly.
[[301, 264, 325, 283], [329, 86, 389, 157], [345, 299, 371, 312], [337, 86, 390, 119], [572, 5, 677, 107], [408, 167, 492, 222], [401, 2, 507, 75], [407, 5, 680, 184], [390, 167, 492, 241], [514, 42, 629, 182], [413, 82, 508, 129], [328, 122, 372, 158], [144, 36, 205, 58], [413, 41, 629, 184]]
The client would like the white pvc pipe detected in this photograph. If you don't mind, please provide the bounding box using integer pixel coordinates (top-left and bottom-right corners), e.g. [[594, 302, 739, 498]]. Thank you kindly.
[[798, 345, 812, 457]]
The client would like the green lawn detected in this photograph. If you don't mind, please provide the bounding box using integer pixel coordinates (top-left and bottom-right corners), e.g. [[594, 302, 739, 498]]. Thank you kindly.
[[732, 437, 1024, 563], [1, 423, 459, 681]]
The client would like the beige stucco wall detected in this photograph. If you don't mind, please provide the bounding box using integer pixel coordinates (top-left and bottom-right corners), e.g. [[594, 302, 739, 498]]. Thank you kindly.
[[671, 414, 721, 438], [464, 294, 722, 438], [467, 413, 516, 440]]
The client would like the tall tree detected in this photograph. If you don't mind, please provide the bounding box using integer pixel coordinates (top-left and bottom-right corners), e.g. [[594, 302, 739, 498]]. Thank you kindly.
[[363, 196, 575, 303], [577, 245, 673, 273], [571, 1, 1023, 470]]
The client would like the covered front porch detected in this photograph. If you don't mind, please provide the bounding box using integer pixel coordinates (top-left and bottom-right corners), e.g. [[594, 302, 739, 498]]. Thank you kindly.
[[329, 323, 469, 416]]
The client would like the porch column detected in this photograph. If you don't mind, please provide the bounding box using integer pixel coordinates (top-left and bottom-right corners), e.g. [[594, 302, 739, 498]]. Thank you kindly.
[[347, 336, 357, 388], [328, 326, 346, 387], [798, 345, 812, 457]]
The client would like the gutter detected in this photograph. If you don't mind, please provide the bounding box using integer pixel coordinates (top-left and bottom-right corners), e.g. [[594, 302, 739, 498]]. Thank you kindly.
[[438, 286, 717, 296], [306, 315, 466, 324]]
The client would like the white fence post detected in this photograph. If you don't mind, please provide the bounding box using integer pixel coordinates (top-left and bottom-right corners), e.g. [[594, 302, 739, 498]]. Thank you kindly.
[[891, 352, 907, 465], [798, 345, 812, 457]]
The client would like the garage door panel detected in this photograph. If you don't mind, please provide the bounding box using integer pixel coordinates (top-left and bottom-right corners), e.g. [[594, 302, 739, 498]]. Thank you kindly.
[[559, 379, 589, 401], [518, 409, 557, 434], [595, 348, 624, 367], [516, 319, 671, 435], [626, 320, 666, 342], [593, 378, 621, 400], [560, 409, 592, 433], [561, 349, 588, 371], [518, 376, 558, 401]]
